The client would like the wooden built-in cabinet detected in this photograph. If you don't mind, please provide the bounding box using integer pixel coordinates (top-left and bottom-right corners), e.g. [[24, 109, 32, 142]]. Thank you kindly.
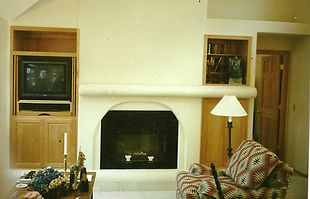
[[200, 98, 248, 167], [10, 26, 79, 168], [203, 35, 251, 85], [12, 117, 43, 168], [11, 116, 77, 168]]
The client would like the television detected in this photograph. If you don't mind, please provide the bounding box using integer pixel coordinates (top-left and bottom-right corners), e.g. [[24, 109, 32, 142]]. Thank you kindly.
[[18, 56, 72, 101]]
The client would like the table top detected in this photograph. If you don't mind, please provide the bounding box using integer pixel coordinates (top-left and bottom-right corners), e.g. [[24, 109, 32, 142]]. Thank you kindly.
[[7, 171, 96, 199]]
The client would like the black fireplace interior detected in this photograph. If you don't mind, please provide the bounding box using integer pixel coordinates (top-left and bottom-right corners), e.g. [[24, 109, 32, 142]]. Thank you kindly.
[[100, 110, 178, 169]]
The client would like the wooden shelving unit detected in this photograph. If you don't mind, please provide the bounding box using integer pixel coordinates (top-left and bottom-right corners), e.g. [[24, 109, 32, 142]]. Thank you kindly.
[[10, 26, 79, 168], [200, 98, 248, 167], [200, 35, 251, 167], [203, 35, 251, 85], [12, 27, 77, 54]]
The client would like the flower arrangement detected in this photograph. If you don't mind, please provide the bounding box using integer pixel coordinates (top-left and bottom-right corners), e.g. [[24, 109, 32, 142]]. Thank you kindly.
[[29, 167, 69, 199]]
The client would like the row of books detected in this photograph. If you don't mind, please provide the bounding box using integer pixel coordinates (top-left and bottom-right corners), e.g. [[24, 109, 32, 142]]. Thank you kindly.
[[208, 43, 227, 54], [207, 57, 242, 73]]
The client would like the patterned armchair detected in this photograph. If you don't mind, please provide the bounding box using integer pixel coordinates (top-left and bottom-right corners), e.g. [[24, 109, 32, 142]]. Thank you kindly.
[[176, 140, 294, 199]]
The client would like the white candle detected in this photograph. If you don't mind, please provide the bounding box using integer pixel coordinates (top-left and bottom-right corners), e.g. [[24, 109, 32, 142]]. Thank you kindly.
[[64, 133, 67, 155]]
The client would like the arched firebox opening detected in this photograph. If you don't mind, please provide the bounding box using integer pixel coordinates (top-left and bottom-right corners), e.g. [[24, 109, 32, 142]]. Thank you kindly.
[[100, 110, 178, 169]]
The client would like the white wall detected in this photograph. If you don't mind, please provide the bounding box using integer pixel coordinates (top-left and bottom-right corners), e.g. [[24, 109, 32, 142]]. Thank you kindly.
[[78, 0, 207, 85], [207, 0, 310, 23], [0, 17, 14, 197], [286, 36, 310, 174], [12, 0, 79, 27]]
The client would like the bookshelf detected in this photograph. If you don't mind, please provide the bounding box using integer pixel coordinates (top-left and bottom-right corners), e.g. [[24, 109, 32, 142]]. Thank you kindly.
[[203, 35, 251, 85]]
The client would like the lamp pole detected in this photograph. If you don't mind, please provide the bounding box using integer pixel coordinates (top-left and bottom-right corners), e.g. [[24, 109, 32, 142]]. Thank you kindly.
[[227, 117, 233, 158]]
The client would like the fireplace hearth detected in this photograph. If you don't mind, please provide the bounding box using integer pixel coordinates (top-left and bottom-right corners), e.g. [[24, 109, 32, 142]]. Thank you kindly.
[[100, 110, 178, 169]]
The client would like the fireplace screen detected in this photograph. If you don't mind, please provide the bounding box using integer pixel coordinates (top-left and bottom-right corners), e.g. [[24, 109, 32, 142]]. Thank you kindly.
[[100, 110, 178, 169]]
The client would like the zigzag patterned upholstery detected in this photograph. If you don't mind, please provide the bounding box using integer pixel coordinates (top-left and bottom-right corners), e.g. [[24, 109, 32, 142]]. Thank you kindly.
[[176, 171, 215, 199], [226, 140, 280, 188], [176, 140, 294, 199]]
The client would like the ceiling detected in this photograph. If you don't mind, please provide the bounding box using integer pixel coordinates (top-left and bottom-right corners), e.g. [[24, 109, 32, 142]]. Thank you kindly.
[[0, 0, 39, 21]]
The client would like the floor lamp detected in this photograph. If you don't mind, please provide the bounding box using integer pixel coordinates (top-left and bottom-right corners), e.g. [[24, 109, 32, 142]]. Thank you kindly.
[[211, 95, 247, 158]]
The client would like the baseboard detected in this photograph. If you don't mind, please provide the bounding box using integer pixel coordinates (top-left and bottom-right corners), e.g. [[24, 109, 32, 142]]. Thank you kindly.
[[294, 169, 308, 177]]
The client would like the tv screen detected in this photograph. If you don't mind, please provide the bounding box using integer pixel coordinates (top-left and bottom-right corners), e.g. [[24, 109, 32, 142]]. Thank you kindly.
[[18, 56, 72, 100]]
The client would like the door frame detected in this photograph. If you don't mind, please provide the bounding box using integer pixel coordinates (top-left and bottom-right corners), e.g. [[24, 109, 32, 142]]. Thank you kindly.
[[256, 50, 289, 160]]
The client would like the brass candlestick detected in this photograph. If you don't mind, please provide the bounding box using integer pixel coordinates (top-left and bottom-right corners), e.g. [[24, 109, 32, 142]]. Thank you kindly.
[[64, 154, 68, 172]]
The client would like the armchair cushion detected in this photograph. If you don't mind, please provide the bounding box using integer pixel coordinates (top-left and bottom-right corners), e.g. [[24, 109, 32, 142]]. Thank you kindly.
[[226, 140, 280, 189], [198, 177, 288, 199]]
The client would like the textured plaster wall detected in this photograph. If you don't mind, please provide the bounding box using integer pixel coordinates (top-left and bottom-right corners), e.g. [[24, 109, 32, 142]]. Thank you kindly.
[[207, 0, 310, 23], [0, 17, 13, 198], [286, 36, 310, 174], [78, 0, 207, 85]]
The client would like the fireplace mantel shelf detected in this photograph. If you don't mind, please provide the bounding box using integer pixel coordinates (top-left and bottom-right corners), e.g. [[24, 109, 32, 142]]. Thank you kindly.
[[79, 84, 257, 98]]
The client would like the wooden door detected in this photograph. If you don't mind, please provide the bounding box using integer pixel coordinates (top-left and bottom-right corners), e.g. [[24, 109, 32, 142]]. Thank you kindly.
[[11, 117, 44, 168], [257, 55, 281, 154], [200, 98, 248, 167], [44, 117, 77, 168]]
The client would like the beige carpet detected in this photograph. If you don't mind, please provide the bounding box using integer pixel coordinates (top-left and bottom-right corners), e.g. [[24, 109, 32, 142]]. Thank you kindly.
[[93, 173, 307, 199]]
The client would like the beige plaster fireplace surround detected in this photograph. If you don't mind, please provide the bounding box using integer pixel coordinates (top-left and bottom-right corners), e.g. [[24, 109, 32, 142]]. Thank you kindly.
[[78, 83, 256, 183]]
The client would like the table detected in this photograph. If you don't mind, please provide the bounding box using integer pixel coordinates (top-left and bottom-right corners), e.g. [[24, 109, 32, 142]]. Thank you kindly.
[[7, 172, 96, 199]]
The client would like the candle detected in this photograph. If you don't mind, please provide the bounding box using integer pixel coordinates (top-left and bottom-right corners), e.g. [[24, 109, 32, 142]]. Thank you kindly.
[[64, 133, 67, 155]]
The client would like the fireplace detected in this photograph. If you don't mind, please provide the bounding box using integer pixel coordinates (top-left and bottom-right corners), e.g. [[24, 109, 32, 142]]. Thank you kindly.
[[100, 110, 178, 169]]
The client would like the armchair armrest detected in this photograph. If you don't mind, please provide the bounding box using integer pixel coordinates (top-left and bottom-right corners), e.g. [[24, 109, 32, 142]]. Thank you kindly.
[[189, 163, 226, 177], [189, 163, 212, 175], [262, 161, 294, 190]]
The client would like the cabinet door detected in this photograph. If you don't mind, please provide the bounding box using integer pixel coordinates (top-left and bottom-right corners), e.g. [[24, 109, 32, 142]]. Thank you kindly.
[[200, 98, 248, 167], [44, 117, 77, 168], [11, 117, 44, 168]]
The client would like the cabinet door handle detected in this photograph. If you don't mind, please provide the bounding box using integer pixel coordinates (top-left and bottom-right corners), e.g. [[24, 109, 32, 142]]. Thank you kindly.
[[38, 113, 51, 116]]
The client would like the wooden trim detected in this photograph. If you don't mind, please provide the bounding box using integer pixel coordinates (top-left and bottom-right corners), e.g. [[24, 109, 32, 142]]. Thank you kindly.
[[206, 35, 252, 41], [202, 35, 208, 85], [18, 100, 72, 104], [246, 38, 252, 86], [16, 111, 72, 116], [257, 50, 290, 55], [294, 169, 308, 178], [72, 57, 76, 116], [256, 50, 289, 160], [75, 58, 79, 117], [13, 51, 77, 57], [11, 26, 78, 33]]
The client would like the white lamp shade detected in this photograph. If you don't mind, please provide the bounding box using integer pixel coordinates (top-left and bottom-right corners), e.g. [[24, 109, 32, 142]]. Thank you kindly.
[[211, 95, 247, 117]]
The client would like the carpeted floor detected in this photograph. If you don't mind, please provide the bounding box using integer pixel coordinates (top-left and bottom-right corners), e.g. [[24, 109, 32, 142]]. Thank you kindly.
[[93, 173, 308, 199], [94, 191, 175, 199]]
